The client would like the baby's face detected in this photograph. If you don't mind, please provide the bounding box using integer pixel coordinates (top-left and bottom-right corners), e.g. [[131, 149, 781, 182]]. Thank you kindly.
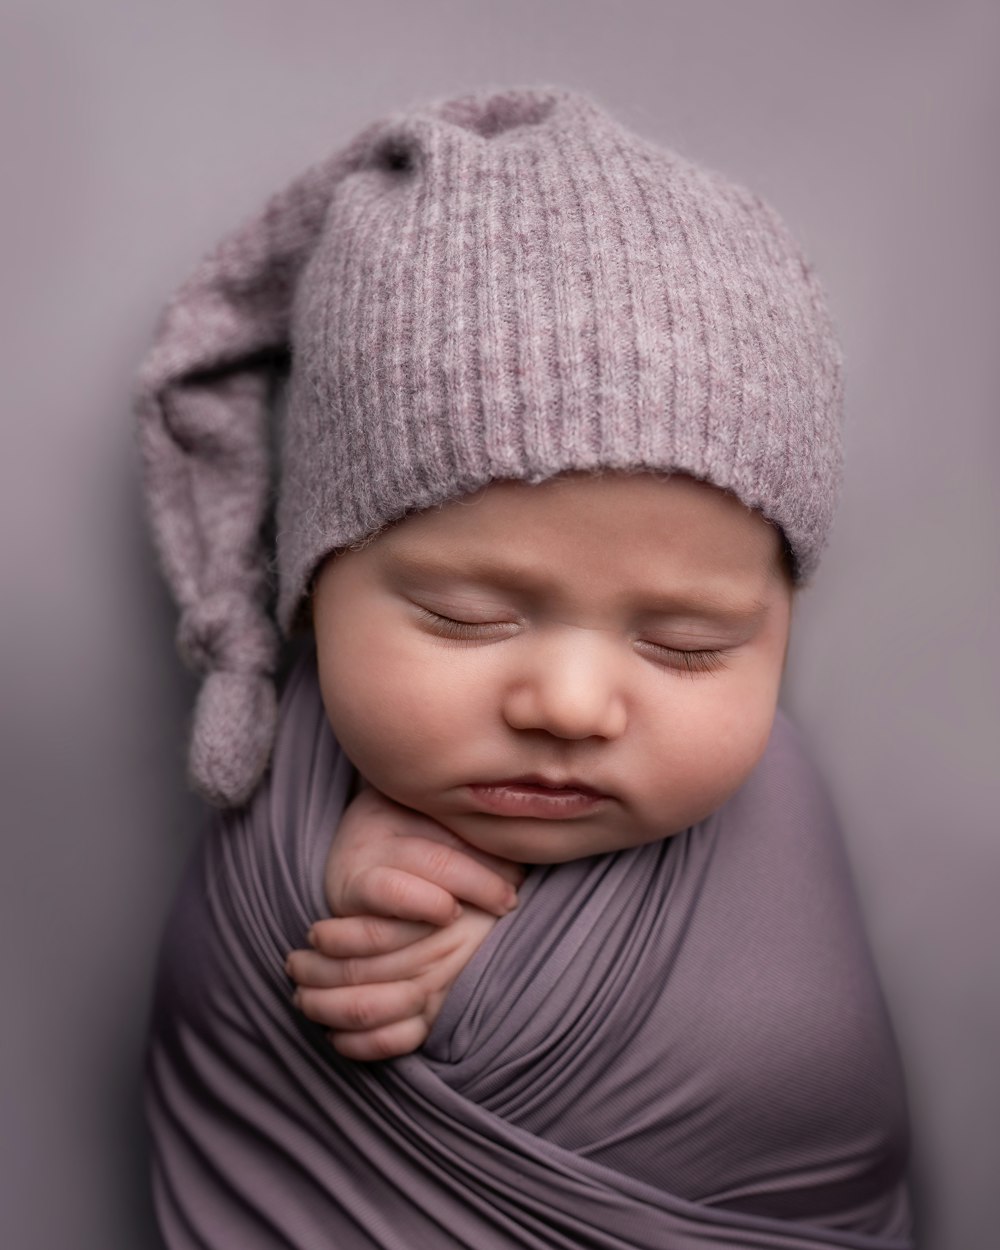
[[312, 471, 793, 864]]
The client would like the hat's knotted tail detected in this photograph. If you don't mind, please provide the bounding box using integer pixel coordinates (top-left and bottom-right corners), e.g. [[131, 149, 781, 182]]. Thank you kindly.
[[132, 136, 372, 808]]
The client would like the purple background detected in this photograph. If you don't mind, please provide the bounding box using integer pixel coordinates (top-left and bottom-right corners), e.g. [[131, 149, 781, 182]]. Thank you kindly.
[[2, 2, 997, 1247]]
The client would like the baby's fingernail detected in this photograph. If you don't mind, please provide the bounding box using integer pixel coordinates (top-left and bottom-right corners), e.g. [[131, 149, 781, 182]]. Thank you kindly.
[[449, 903, 462, 922], [284, 956, 294, 976], [307, 927, 318, 947], [502, 890, 518, 913]]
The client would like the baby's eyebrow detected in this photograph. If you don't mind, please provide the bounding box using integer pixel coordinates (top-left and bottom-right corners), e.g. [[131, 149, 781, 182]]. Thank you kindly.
[[382, 549, 771, 625], [636, 593, 770, 627], [385, 550, 549, 591]]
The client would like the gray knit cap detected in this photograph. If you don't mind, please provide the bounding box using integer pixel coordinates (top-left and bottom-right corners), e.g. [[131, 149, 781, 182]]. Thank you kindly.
[[134, 83, 844, 810]]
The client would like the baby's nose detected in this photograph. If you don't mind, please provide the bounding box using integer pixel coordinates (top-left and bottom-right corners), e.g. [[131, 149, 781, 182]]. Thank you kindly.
[[500, 634, 628, 740]]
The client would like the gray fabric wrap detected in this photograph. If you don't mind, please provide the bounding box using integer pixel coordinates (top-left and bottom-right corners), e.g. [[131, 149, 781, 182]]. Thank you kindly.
[[145, 644, 913, 1249]]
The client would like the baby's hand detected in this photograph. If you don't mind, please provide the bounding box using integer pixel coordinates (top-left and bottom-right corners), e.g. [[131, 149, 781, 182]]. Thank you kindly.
[[287, 906, 498, 1060], [324, 781, 522, 925], [286, 779, 524, 1060]]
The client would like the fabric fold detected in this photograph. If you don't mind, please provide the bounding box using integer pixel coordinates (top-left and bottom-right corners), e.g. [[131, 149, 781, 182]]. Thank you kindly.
[[145, 640, 913, 1249]]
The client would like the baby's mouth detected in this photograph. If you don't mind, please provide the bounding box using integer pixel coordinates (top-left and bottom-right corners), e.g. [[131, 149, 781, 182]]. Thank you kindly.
[[479, 774, 611, 798], [464, 780, 610, 819]]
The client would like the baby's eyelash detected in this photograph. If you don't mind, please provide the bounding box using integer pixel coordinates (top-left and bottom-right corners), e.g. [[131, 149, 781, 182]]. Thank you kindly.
[[416, 609, 731, 676], [417, 608, 513, 639], [637, 641, 731, 676]]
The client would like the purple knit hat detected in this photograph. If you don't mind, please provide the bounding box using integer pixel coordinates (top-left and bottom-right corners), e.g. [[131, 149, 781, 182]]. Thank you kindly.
[[134, 84, 844, 809]]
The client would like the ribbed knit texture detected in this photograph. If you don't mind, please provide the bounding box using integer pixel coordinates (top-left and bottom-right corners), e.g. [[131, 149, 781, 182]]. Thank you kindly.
[[134, 84, 844, 808]]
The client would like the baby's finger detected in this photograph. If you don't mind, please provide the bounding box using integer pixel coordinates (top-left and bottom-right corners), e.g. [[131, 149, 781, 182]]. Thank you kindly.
[[294, 980, 425, 1033], [385, 841, 520, 918], [451, 846, 526, 893], [328, 1016, 430, 1062], [307, 915, 434, 958], [348, 865, 462, 926], [392, 823, 526, 893], [287, 942, 435, 990]]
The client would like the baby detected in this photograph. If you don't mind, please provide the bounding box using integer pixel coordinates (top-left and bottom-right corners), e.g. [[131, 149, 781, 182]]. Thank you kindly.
[[288, 468, 795, 1061], [135, 85, 914, 1248]]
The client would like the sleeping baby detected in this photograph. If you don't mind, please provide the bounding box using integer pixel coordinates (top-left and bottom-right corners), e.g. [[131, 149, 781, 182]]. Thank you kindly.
[[135, 84, 915, 1249]]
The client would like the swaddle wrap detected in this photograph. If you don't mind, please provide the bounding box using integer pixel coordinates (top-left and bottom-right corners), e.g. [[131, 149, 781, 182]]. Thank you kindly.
[[145, 642, 913, 1249]]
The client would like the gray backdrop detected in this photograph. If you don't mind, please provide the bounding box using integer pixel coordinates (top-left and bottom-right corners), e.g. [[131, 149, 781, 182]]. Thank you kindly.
[[2, 2, 997, 1247]]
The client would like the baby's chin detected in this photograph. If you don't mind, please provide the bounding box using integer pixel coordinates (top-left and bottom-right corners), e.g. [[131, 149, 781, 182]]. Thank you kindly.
[[435, 810, 684, 866]]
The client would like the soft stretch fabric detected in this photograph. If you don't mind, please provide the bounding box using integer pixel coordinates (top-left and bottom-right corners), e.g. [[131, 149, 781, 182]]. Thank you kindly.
[[145, 643, 913, 1249]]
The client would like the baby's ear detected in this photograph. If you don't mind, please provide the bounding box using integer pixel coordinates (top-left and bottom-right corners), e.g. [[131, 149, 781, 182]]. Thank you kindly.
[[132, 144, 364, 810]]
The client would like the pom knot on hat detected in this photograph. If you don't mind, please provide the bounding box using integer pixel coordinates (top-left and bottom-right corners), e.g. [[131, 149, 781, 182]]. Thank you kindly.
[[173, 590, 281, 808], [176, 588, 279, 677], [134, 83, 844, 810]]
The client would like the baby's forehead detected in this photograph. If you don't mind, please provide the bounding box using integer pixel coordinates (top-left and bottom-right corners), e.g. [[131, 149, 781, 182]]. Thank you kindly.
[[327, 471, 787, 603], [389, 471, 777, 552]]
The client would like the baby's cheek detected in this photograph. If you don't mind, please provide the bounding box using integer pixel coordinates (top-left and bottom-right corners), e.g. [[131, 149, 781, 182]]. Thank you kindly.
[[699, 710, 776, 812], [316, 664, 393, 779], [648, 709, 774, 832], [320, 663, 452, 797]]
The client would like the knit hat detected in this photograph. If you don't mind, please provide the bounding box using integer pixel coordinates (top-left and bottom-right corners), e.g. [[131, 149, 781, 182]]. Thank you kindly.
[[133, 83, 844, 810]]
